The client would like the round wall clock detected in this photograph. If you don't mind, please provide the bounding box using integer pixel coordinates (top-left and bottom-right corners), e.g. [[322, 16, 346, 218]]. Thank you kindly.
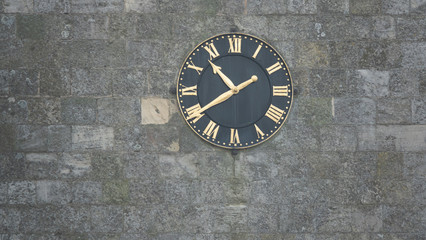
[[177, 33, 293, 149]]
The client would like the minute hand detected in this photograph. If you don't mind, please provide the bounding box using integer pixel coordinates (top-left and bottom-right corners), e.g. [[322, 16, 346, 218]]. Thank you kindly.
[[208, 60, 237, 90], [191, 75, 258, 118]]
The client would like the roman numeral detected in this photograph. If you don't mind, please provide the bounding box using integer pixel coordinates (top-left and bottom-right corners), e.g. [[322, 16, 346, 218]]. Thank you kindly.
[[203, 120, 220, 139], [187, 61, 203, 75], [273, 85, 289, 96], [252, 44, 262, 59], [186, 103, 204, 123], [266, 62, 282, 75], [254, 124, 265, 138], [181, 85, 197, 96], [230, 128, 240, 144], [265, 104, 284, 123], [228, 37, 241, 53], [203, 43, 220, 60]]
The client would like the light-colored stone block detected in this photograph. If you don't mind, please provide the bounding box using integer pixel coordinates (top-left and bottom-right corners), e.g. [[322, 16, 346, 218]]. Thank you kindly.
[[71, 126, 114, 150], [124, 0, 157, 13], [141, 97, 174, 125], [4, 0, 33, 13]]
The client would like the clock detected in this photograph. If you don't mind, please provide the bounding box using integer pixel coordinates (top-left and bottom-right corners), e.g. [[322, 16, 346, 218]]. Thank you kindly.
[[177, 33, 293, 149]]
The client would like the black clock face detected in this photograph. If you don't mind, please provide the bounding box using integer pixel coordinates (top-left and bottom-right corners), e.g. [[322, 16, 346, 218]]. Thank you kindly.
[[177, 33, 293, 149]]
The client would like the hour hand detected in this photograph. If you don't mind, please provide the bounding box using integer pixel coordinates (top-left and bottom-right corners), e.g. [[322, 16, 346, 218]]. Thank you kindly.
[[208, 60, 237, 90]]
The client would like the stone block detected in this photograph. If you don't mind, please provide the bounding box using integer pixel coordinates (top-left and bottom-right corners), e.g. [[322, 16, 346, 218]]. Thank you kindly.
[[8, 181, 36, 204], [72, 181, 102, 204], [112, 69, 147, 97], [420, 69, 426, 95], [158, 154, 199, 179], [412, 97, 426, 124], [128, 179, 165, 204], [0, 15, 16, 40], [4, 0, 33, 13], [248, 205, 279, 233], [0, 124, 15, 152], [402, 42, 426, 68], [389, 69, 420, 97], [372, 16, 395, 39], [60, 40, 126, 68], [141, 97, 173, 125], [25, 153, 58, 179], [0, 183, 7, 204], [382, 205, 425, 232], [313, 16, 352, 40], [17, 15, 45, 40], [61, 97, 96, 124], [59, 153, 91, 178], [234, 16, 268, 38], [411, 0, 426, 14], [382, 0, 410, 14], [403, 153, 426, 179], [246, 0, 287, 14], [47, 125, 71, 152], [39, 68, 71, 96], [123, 206, 155, 233], [125, 0, 158, 13], [271, 124, 320, 151], [350, 0, 381, 14], [302, 69, 347, 97], [235, 152, 279, 181], [346, 16, 372, 40], [103, 179, 129, 204], [376, 125, 426, 152], [133, 14, 173, 40], [318, 0, 349, 14], [165, 179, 197, 204], [352, 205, 382, 232], [280, 204, 314, 233], [377, 152, 403, 179], [320, 125, 357, 152], [333, 97, 376, 124], [377, 98, 411, 124], [0, 70, 8, 96], [330, 41, 401, 69], [27, 98, 61, 124], [36, 180, 72, 204], [91, 152, 123, 179], [268, 16, 315, 41], [71, 125, 114, 150], [295, 41, 329, 68], [98, 97, 140, 125], [271, 41, 295, 69], [71, 68, 115, 96], [197, 151, 234, 179], [396, 17, 426, 40], [348, 70, 390, 97], [15, 125, 48, 152], [91, 206, 123, 233], [124, 153, 159, 180], [127, 40, 165, 68], [379, 179, 414, 205], [288, 0, 317, 14], [0, 153, 25, 180], [194, 180, 225, 204], [71, 0, 123, 13], [34, 0, 70, 13], [297, 97, 332, 126], [0, 98, 28, 124], [314, 205, 352, 233], [4, 69, 39, 96], [314, 178, 359, 205], [223, 178, 250, 204], [249, 180, 284, 204], [147, 68, 178, 96]]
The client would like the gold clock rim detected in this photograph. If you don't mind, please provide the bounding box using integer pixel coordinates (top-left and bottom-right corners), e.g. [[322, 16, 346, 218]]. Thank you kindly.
[[176, 32, 294, 150]]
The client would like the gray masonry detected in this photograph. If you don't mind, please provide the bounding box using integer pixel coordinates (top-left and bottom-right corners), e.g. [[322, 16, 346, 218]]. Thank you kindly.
[[0, 0, 425, 239]]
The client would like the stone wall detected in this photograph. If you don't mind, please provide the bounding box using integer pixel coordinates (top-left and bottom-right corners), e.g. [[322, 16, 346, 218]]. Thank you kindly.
[[0, 0, 425, 239]]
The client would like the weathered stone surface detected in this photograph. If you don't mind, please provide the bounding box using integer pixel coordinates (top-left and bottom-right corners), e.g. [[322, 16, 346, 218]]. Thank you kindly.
[[411, 97, 426, 124], [91, 206, 123, 233], [396, 17, 426, 40], [382, 0, 410, 14], [47, 125, 71, 152], [382, 205, 425, 232], [91, 151, 123, 179], [72, 181, 102, 204], [318, 0, 349, 13], [389, 69, 420, 97], [0, 124, 15, 152], [71, 125, 114, 150], [0, 15, 15, 40], [403, 153, 426, 179], [59, 153, 91, 178], [36, 180, 72, 204], [376, 125, 426, 152], [295, 41, 329, 68], [27, 98, 61, 124], [158, 154, 199, 179], [34, 0, 70, 13], [71, 68, 114, 96], [401, 42, 426, 68], [98, 97, 140, 125], [141, 97, 173, 125], [297, 97, 332, 126], [8, 181, 36, 204], [0, 153, 25, 180], [352, 205, 382, 232], [17, 15, 45, 40], [103, 179, 129, 204], [61, 97, 97, 124], [377, 98, 411, 124], [2, 69, 39, 96], [125, 0, 158, 13], [15, 125, 48, 152], [4, 0, 33, 13], [39, 68, 71, 96], [377, 152, 404, 179], [350, 0, 381, 14], [288, 0, 317, 14], [372, 16, 395, 39], [129, 179, 165, 205], [333, 98, 376, 124], [71, 0, 123, 13], [246, 0, 287, 14], [112, 69, 147, 97], [248, 205, 279, 233], [320, 125, 357, 151], [315, 205, 352, 233], [269, 16, 315, 41], [25, 153, 58, 179]]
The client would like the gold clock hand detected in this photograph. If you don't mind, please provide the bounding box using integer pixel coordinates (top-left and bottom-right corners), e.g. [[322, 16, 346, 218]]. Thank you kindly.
[[187, 75, 258, 121], [208, 60, 237, 91]]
